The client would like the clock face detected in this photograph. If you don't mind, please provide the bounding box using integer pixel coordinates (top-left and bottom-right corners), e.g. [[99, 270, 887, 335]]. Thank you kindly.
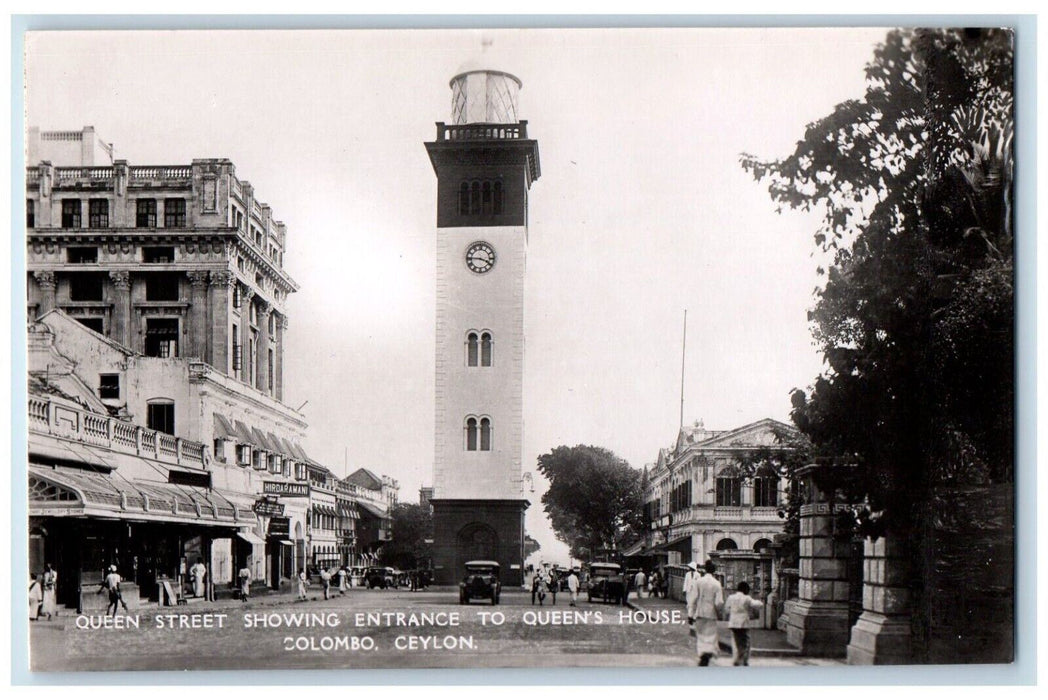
[[465, 241, 496, 274]]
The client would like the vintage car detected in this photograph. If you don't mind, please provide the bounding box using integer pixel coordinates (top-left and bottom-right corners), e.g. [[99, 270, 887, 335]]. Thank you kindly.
[[586, 562, 626, 604], [365, 566, 396, 589], [459, 560, 501, 605]]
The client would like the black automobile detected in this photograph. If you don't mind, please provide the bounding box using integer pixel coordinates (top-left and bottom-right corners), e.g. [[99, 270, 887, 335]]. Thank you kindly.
[[459, 560, 501, 605], [586, 562, 626, 604], [365, 566, 394, 589]]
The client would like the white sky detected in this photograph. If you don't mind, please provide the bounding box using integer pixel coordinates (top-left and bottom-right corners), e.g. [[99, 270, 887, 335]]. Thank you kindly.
[[25, 27, 887, 564]]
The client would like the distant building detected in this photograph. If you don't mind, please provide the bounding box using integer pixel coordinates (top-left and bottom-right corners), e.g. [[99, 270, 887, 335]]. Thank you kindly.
[[629, 418, 797, 596], [343, 468, 399, 563]]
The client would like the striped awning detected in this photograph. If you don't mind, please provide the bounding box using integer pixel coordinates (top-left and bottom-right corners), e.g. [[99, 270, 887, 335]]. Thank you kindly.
[[356, 501, 388, 520], [29, 464, 253, 526], [250, 427, 281, 454], [215, 414, 253, 444]]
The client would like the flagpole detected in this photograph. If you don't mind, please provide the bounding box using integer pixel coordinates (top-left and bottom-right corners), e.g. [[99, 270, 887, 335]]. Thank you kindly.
[[680, 309, 687, 429]]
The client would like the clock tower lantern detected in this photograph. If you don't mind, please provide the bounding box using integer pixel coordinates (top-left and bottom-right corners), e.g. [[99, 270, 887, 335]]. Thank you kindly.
[[424, 61, 540, 586]]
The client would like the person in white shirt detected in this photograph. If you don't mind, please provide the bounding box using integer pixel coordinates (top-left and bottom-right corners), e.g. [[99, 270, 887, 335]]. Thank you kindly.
[[566, 569, 580, 607], [685, 560, 725, 666], [634, 570, 647, 599], [682, 561, 698, 593], [97, 564, 129, 615], [724, 580, 763, 666], [238, 564, 252, 602]]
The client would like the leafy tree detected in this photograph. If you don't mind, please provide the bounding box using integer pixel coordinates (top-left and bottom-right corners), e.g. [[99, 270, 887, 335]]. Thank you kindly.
[[382, 502, 432, 570], [740, 28, 1014, 538], [536, 445, 644, 561]]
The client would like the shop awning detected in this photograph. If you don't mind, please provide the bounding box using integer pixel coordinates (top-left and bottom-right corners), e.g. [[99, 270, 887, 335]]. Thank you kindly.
[[267, 432, 289, 456], [237, 530, 266, 547], [313, 504, 337, 516], [233, 420, 257, 446], [215, 415, 253, 444], [277, 539, 294, 546], [356, 501, 387, 520], [656, 535, 692, 554], [251, 427, 281, 454], [621, 539, 646, 557], [289, 441, 311, 462], [29, 464, 253, 526], [338, 503, 360, 519]]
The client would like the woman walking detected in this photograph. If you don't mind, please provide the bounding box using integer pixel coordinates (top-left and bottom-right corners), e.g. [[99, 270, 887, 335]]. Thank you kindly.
[[29, 574, 43, 621], [40, 563, 58, 620]]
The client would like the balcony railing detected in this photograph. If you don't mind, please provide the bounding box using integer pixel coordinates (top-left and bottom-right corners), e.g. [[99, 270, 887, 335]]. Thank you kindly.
[[56, 167, 115, 182], [27, 395, 207, 470], [435, 121, 528, 142], [129, 165, 192, 180]]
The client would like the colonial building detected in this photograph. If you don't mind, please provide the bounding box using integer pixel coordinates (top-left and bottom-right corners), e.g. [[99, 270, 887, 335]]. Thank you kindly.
[[343, 468, 397, 563], [631, 418, 797, 596], [26, 126, 296, 402], [24, 127, 364, 602], [424, 61, 540, 586]]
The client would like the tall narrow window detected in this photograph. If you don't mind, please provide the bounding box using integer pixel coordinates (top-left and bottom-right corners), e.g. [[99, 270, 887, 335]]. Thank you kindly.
[[26, 199, 35, 228], [465, 417, 478, 451], [267, 349, 274, 393], [479, 418, 492, 451], [716, 476, 742, 507], [144, 318, 179, 358], [147, 401, 175, 435], [753, 474, 779, 507], [470, 181, 481, 215], [164, 198, 187, 228], [88, 199, 109, 228], [480, 332, 493, 367], [61, 199, 82, 228], [137, 199, 158, 227], [493, 181, 504, 215], [458, 182, 470, 215], [466, 332, 479, 366], [481, 181, 493, 214]]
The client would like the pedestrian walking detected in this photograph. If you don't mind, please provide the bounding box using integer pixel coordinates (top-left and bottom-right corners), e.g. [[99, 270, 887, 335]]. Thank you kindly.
[[29, 574, 43, 621], [238, 563, 252, 602], [190, 558, 207, 598], [649, 570, 661, 599], [40, 563, 58, 619], [683, 561, 698, 593], [97, 565, 129, 615], [686, 560, 725, 667], [566, 569, 580, 607], [320, 567, 332, 600], [634, 569, 647, 599], [297, 569, 309, 601], [725, 581, 763, 666], [338, 565, 348, 595], [548, 569, 559, 605]]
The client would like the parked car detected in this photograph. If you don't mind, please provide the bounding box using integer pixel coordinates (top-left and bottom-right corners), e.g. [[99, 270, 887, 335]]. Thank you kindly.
[[365, 566, 396, 589], [459, 560, 501, 605], [586, 562, 626, 605]]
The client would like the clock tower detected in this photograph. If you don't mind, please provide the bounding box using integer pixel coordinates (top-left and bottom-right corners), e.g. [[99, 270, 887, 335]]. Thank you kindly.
[[424, 62, 540, 586]]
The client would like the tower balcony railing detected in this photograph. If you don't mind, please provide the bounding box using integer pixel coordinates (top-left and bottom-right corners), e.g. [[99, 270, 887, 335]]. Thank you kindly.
[[27, 394, 207, 470], [128, 165, 192, 181], [435, 121, 528, 142]]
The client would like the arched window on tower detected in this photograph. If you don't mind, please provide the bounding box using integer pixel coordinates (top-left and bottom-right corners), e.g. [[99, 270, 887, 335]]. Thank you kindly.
[[481, 181, 493, 214], [480, 332, 493, 367], [465, 417, 478, 451], [466, 332, 479, 367], [470, 181, 482, 215], [479, 417, 492, 451], [493, 181, 504, 215], [459, 182, 470, 216]]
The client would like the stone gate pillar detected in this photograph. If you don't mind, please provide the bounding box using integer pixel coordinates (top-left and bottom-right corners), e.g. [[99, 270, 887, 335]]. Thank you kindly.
[[846, 535, 913, 664], [784, 463, 852, 657]]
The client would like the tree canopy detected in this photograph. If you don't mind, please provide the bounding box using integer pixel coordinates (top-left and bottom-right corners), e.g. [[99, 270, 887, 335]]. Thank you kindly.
[[536, 445, 644, 561], [381, 502, 433, 570], [740, 28, 1014, 536]]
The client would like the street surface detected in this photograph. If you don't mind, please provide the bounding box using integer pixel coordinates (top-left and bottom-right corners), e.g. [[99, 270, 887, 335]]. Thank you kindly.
[[28, 588, 843, 671]]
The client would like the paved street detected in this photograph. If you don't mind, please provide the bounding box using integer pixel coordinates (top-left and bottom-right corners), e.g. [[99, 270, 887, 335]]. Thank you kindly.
[[29, 588, 842, 671]]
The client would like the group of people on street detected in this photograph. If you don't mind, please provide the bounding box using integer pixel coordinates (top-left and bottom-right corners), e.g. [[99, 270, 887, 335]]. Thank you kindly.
[[629, 568, 666, 599], [684, 560, 764, 667], [28, 563, 58, 621], [530, 566, 581, 607]]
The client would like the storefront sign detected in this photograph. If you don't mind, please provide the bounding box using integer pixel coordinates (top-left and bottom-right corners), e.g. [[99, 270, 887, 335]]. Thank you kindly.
[[252, 498, 285, 517], [267, 517, 290, 538], [263, 481, 310, 497]]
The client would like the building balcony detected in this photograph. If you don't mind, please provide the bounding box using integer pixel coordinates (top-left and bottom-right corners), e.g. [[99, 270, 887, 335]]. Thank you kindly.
[[675, 504, 783, 524], [27, 395, 207, 470], [434, 121, 529, 142]]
